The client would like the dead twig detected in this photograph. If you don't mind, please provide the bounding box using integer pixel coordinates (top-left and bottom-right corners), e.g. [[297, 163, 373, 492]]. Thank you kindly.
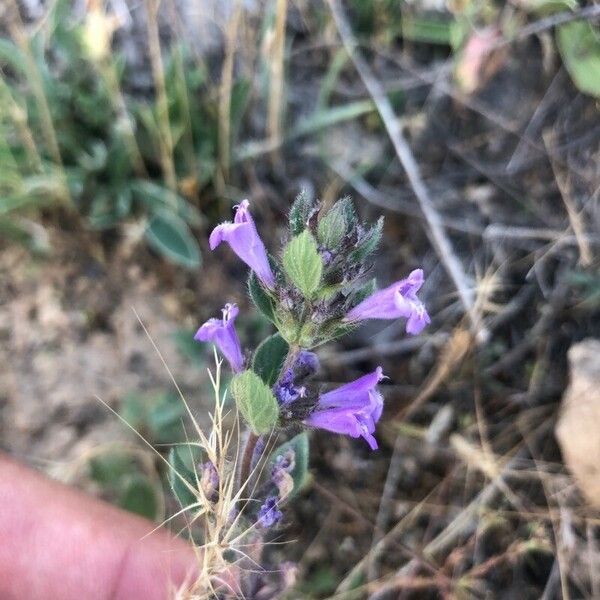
[[542, 131, 593, 267], [319, 332, 447, 367]]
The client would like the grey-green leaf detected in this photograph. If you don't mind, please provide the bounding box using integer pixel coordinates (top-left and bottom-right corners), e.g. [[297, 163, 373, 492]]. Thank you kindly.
[[118, 474, 160, 520], [131, 180, 203, 226], [289, 189, 314, 235], [230, 370, 279, 434], [168, 446, 198, 508], [557, 21, 600, 99], [317, 200, 349, 249], [269, 432, 310, 499], [145, 210, 201, 270], [253, 334, 289, 386], [349, 216, 384, 263], [282, 231, 323, 298]]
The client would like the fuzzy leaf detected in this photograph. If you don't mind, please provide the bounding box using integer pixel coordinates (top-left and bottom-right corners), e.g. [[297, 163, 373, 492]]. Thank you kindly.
[[349, 217, 384, 263], [340, 197, 357, 227], [248, 271, 276, 323], [168, 446, 198, 508], [230, 370, 279, 434], [273, 307, 300, 345], [316, 282, 345, 301], [253, 334, 289, 386], [289, 190, 314, 235], [317, 201, 349, 249], [269, 432, 310, 500], [282, 231, 323, 298]]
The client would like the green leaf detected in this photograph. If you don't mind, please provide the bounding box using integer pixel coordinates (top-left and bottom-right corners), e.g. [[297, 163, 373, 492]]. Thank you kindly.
[[349, 216, 384, 263], [89, 454, 135, 487], [131, 180, 203, 226], [317, 200, 349, 249], [289, 189, 314, 235], [340, 196, 357, 227], [269, 432, 310, 499], [273, 307, 300, 345], [145, 210, 201, 270], [0, 39, 29, 75], [248, 271, 276, 323], [527, 0, 578, 15], [147, 396, 186, 444], [282, 231, 323, 298], [401, 15, 452, 46], [168, 446, 198, 508], [120, 391, 185, 444], [316, 282, 345, 301], [557, 21, 600, 98], [253, 334, 289, 386], [230, 370, 279, 435], [118, 474, 160, 520]]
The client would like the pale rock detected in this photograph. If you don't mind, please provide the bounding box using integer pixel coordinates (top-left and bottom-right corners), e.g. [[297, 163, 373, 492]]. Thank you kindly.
[[555, 339, 600, 508]]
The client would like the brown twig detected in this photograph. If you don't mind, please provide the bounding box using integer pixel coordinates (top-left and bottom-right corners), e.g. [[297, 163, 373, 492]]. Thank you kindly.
[[237, 430, 259, 494], [543, 131, 593, 267]]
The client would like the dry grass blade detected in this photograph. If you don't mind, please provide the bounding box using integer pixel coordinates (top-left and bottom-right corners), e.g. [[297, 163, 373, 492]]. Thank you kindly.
[[218, 5, 242, 189], [267, 0, 288, 155], [542, 131, 593, 267], [394, 327, 472, 422]]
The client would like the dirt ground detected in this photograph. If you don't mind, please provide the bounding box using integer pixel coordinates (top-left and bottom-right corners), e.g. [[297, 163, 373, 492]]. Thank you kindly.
[[0, 233, 218, 477]]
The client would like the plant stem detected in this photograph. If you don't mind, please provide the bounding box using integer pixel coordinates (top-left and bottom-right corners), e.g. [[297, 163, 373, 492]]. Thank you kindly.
[[281, 344, 301, 373], [237, 429, 260, 492]]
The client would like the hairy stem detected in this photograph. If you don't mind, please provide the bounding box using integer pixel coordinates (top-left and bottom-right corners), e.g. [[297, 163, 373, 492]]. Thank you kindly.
[[237, 429, 260, 492]]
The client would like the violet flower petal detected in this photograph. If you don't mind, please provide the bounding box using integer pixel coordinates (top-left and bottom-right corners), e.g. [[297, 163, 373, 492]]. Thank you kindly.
[[209, 200, 275, 288], [304, 367, 384, 450], [194, 303, 244, 373], [345, 269, 430, 335], [258, 496, 282, 528], [318, 367, 384, 409]]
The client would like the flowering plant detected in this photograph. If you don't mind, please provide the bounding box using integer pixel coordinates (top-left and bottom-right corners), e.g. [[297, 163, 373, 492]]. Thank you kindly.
[[176, 193, 429, 596]]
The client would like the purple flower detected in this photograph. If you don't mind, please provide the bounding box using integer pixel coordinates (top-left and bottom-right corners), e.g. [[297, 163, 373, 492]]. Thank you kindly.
[[272, 448, 296, 499], [294, 350, 320, 378], [209, 199, 275, 288], [194, 303, 244, 373], [199, 461, 219, 501], [273, 369, 306, 405], [257, 496, 282, 528], [304, 367, 385, 450], [345, 269, 430, 335]]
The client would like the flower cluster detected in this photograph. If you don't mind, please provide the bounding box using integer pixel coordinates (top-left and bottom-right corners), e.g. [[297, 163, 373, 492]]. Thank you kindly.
[[179, 194, 430, 600], [195, 195, 429, 456]]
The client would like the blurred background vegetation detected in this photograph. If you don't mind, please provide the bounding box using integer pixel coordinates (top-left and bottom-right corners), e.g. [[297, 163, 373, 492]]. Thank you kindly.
[[1, 0, 599, 597]]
